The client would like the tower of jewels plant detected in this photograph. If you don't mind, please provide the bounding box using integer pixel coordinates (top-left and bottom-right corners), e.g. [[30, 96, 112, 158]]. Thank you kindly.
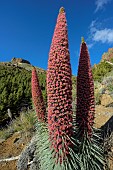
[[31, 67, 46, 122], [31, 67, 51, 170], [76, 37, 95, 137], [31, 9, 106, 170], [47, 7, 74, 163], [75, 38, 105, 170]]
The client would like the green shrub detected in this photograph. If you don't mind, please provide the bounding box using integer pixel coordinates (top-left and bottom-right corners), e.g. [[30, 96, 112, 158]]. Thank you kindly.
[[0, 64, 46, 126], [92, 61, 113, 82]]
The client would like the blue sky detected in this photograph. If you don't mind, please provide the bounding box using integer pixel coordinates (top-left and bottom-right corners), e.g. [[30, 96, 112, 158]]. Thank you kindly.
[[0, 0, 113, 75]]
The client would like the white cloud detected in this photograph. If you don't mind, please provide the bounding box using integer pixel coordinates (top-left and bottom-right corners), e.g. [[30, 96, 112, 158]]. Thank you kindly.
[[88, 20, 113, 46], [95, 0, 111, 12], [87, 43, 94, 49], [89, 20, 98, 33], [93, 28, 113, 43]]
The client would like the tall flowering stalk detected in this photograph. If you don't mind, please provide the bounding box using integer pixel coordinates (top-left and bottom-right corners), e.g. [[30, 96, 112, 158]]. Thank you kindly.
[[47, 7, 73, 162], [31, 67, 46, 122], [76, 38, 95, 137]]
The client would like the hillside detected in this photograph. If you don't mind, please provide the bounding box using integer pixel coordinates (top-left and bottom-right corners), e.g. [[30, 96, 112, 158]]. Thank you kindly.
[[0, 51, 113, 169], [1, 50, 113, 127], [101, 47, 113, 62], [92, 47, 113, 82], [0, 58, 77, 127], [0, 59, 46, 127]]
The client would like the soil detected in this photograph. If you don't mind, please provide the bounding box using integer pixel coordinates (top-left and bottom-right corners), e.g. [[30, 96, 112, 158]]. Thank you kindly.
[[0, 131, 32, 170], [95, 105, 113, 128], [0, 161, 17, 170]]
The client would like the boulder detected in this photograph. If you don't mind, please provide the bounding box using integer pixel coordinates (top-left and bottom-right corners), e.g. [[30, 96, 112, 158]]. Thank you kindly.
[[95, 105, 113, 128], [101, 94, 113, 107], [101, 48, 113, 62], [11, 57, 31, 65]]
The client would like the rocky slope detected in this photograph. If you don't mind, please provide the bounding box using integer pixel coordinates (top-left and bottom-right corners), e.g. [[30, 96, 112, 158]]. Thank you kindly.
[[0, 52, 113, 169], [101, 48, 113, 62], [0, 59, 46, 127]]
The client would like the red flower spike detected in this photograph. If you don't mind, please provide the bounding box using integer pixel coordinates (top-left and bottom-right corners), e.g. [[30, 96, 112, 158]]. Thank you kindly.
[[31, 67, 46, 122], [47, 7, 73, 162], [76, 37, 95, 138]]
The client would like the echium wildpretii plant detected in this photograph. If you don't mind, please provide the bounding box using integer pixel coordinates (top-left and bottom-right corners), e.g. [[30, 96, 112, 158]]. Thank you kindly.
[[31, 8, 106, 170], [47, 7, 77, 167], [31, 67, 51, 170], [76, 37, 95, 137], [31, 67, 46, 122], [31, 8, 79, 170], [75, 38, 105, 170]]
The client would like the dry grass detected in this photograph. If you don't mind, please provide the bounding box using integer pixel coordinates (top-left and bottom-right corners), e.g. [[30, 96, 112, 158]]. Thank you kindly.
[[0, 110, 36, 140]]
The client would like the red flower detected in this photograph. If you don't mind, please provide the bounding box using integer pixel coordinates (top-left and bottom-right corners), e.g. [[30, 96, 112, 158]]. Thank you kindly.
[[76, 38, 95, 138], [31, 67, 46, 122], [47, 7, 73, 162]]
